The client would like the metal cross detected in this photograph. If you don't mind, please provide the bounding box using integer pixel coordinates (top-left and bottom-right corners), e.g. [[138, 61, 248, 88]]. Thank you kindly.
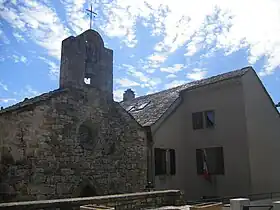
[[86, 4, 97, 29]]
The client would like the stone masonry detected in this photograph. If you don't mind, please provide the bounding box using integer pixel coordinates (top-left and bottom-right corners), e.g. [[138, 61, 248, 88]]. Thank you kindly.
[[0, 30, 148, 202]]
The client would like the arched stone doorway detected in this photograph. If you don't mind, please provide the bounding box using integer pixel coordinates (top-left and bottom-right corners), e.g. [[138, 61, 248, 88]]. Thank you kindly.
[[80, 185, 97, 197], [73, 179, 101, 198]]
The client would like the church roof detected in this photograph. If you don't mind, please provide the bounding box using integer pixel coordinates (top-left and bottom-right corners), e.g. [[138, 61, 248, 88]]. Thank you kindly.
[[0, 89, 68, 115], [120, 66, 251, 127]]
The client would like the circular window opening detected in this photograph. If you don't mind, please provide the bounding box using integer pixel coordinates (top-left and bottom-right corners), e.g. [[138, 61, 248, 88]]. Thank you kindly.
[[78, 123, 98, 150]]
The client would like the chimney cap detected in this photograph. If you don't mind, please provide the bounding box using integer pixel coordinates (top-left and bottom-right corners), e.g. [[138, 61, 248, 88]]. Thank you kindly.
[[125, 88, 134, 93], [123, 89, 135, 102], [276, 102, 280, 108]]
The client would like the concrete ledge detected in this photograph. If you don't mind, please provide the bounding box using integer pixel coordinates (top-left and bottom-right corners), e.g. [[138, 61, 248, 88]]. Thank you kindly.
[[0, 190, 185, 210]]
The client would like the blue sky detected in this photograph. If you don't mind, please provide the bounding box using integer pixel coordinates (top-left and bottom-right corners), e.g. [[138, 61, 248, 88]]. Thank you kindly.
[[0, 0, 279, 108]]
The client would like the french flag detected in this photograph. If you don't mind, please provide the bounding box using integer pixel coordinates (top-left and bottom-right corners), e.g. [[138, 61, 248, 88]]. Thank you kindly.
[[202, 149, 211, 182]]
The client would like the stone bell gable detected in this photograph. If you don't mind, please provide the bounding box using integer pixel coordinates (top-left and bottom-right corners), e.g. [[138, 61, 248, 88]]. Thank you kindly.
[[0, 30, 147, 202], [59, 29, 113, 100]]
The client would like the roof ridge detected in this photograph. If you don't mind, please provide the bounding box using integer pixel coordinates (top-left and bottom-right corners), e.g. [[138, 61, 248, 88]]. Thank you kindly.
[[124, 66, 251, 102], [120, 66, 252, 127]]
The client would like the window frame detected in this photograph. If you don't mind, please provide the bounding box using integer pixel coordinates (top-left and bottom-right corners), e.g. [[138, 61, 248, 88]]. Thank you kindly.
[[196, 147, 225, 176], [192, 112, 204, 130], [154, 148, 176, 176], [154, 148, 167, 176], [204, 110, 215, 128]]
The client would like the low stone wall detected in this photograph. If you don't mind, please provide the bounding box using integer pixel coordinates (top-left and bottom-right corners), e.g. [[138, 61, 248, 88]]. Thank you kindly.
[[190, 203, 223, 210], [0, 190, 185, 210]]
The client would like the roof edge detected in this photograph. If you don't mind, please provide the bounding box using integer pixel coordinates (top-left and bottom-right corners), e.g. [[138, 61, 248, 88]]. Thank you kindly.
[[149, 66, 253, 128], [249, 69, 280, 116], [0, 88, 69, 116]]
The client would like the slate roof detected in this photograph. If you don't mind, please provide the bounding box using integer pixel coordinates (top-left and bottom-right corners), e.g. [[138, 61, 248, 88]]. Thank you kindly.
[[120, 66, 251, 127], [0, 88, 68, 115]]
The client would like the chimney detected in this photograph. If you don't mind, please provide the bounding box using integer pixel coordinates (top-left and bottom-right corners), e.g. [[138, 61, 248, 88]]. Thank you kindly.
[[123, 89, 135, 102], [276, 102, 280, 108]]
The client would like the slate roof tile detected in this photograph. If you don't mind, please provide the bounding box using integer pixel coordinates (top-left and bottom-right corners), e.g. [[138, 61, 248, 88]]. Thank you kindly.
[[120, 67, 251, 126]]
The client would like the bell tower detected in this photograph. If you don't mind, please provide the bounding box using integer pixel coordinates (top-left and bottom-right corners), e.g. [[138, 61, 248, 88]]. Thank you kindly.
[[59, 29, 113, 99]]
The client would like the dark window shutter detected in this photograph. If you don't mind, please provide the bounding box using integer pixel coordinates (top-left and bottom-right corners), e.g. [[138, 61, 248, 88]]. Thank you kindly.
[[155, 148, 166, 175], [196, 149, 203, 174], [170, 149, 176, 175]]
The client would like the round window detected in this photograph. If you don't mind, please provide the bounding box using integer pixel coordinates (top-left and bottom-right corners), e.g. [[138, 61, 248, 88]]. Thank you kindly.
[[78, 123, 98, 150]]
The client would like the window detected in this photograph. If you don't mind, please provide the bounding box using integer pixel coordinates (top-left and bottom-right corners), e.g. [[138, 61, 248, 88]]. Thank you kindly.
[[136, 102, 149, 110], [155, 148, 166, 175], [205, 110, 215, 128], [196, 147, 225, 175], [154, 148, 176, 176], [78, 122, 98, 150], [126, 105, 135, 112], [192, 112, 203, 130], [192, 110, 215, 130], [130, 101, 150, 112], [170, 149, 176, 175]]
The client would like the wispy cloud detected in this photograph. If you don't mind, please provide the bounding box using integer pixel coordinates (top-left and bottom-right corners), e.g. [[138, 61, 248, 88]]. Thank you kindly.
[[160, 64, 185, 73], [1, 0, 70, 59], [186, 68, 207, 81], [113, 88, 125, 102], [38, 57, 59, 80], [166, 74, 177, 79], [0, 98, 17, 103], [115, 78, 140, 88], [0, 82, 8, 91], [61, 0, 88, 35], [0, 25, 10, 44], [10, 54, 27, 63], [122, 64, 162, 88], [164, 80, 187, 89], [96, 0, 280, 76], [14, 85, 41, 100], [12, 32, 27, 43]]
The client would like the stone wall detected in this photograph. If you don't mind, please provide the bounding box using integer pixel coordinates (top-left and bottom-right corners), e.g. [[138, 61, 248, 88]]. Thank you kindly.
[[0, 86, 147, 202], [0, 190, 185, 210]]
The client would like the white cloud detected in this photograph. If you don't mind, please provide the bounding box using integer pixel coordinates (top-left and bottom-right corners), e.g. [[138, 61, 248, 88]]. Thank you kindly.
[[13, 85, 41, 99], [113, 89, 125, 102], [164, 80, 187, 89], [91, 0, 280, 76], [25, 85, 40, 97], [0, 82, 8, 91], [13, 32, 27, 43], [160, 64, 184, 73], [61, 0, 89, 35], [166, 74, 177, 79], [10, 55, 27, 63], [0, 26, 10, 44], [122, 64, 162, 88], [38, 57, 59, 80], [115, 78, 140, 87], [186, 68, 207, 81], [148, 54, 167, 63], [0, 1, 70, 59], [0, 98, 17, 103]]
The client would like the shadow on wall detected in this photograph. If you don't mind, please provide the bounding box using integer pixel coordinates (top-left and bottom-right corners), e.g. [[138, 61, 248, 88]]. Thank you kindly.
[[0, 146, 17, 202]]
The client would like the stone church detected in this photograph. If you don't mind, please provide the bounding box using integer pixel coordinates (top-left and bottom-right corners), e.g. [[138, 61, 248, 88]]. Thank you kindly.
[[0, 30, 147, 201]]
